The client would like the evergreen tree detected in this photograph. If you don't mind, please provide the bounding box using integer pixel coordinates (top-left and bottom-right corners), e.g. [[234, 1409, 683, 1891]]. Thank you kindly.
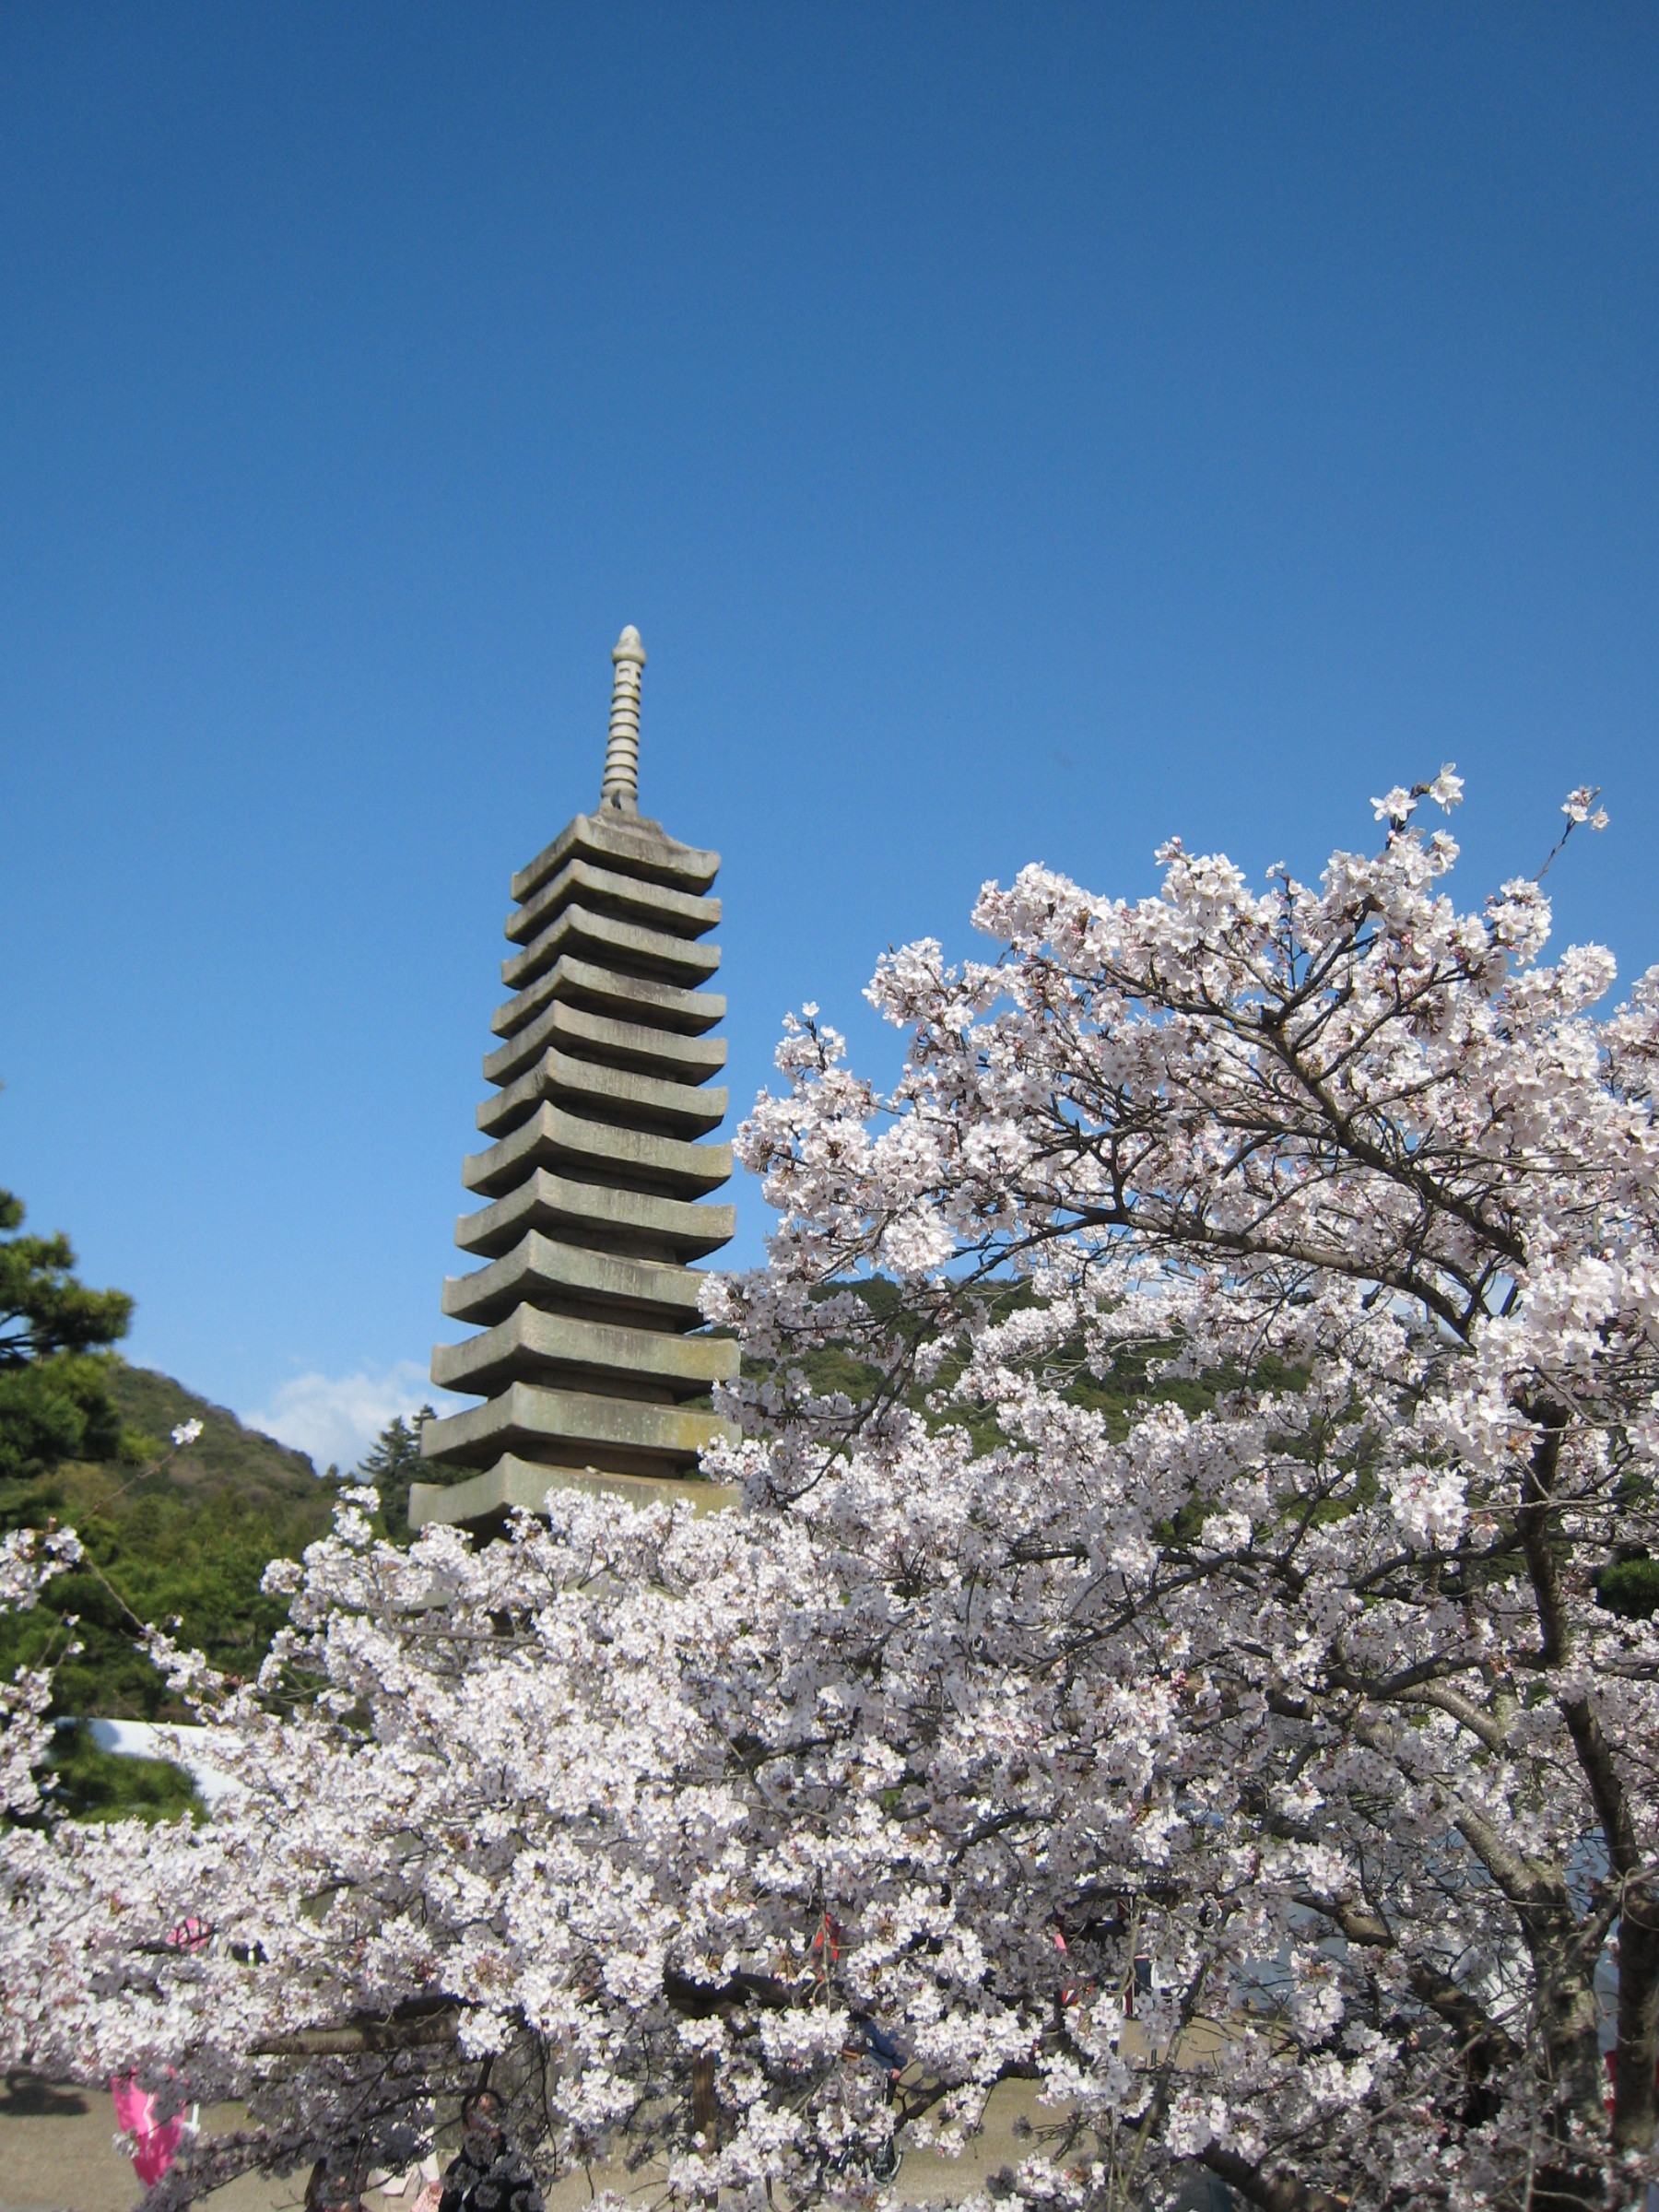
[[0, 1189, 134, 1519], [355, 1406, 437, 1542], [0, 1189, 133, 1367]]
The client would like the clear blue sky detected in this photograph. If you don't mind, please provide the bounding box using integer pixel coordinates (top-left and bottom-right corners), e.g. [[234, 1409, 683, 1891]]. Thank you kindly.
[[3, 5, 1654, 1466]]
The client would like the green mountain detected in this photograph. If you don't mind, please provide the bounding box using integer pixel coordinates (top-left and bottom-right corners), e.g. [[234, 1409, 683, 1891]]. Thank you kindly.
[[0, 1361, 338, 1737], [102, 1360, 328, 1516]]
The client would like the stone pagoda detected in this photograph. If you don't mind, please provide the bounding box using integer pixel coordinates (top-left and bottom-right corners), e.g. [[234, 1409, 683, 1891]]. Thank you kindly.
[[407, 627, 739, 1536]]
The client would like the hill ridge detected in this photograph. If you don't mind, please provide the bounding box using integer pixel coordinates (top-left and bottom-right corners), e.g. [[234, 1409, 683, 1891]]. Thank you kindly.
[[103, 1359, 327, 1511]]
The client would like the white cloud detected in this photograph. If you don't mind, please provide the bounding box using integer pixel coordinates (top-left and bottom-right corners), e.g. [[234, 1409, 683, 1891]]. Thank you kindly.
[[241, 1362, 460, 1475]]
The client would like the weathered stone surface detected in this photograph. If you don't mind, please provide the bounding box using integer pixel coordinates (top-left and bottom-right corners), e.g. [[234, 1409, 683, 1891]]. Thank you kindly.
[[483, 995, 728, 1089], [432, 1303, 737, 1400], [441, 1233, 713, 1332], [409, 1454, 737, 1536], [492, 953, 724, 1041], [506, 855, 720, 947], [501, 902, 721, 994], [456, 1168, 735, 1262], [512, 808, 719, 906], [463, 1103, 732, 1201], [477, 1047, 728, 1140], [420, 1379, 736, 1475]]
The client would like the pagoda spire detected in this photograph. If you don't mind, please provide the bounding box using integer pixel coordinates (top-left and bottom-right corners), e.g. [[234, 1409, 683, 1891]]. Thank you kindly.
[[599, 625, 646, 812], [409, 628, 737, 1537]]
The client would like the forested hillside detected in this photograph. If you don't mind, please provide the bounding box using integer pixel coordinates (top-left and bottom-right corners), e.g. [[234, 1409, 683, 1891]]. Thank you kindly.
[[0, 1354, 343, 1817], [0, 1360, 335, 1726]]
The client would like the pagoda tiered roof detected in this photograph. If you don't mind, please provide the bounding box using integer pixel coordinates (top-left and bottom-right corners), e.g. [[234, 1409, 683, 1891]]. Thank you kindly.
[[408, 628, 739, 1536]]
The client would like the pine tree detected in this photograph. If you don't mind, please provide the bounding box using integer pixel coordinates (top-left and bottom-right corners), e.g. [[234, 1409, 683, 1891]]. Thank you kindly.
[[0, 1189, 134, 1518], [355, 1406, 437, 1542]]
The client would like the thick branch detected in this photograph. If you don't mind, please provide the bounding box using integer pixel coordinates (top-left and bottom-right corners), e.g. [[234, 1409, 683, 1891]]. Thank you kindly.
[[1558, 1690, 1659, 2156], [1517, 1414, 1571, 1668], [1294, 1893, 1520, 2068], [1397, 1681, 1512, 1756], [253, 2008, 461, 2057], [1199, 2143, 1343, 2212]]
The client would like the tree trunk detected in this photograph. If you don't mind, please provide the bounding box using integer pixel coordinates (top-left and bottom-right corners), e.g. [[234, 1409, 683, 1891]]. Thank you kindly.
[[690, 2052, 719, 2147], [1612, 1879, 1659, 2158]]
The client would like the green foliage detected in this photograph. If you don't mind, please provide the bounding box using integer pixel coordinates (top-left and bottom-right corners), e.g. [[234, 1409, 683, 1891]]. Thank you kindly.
[[356, 1406, 438, 1543], [25, 1492, 325, 1719], [1598, 1551, 1659, 1619], [0, 1185, 346, 1785], [0, 1189, 133, 1367], [101, 1363, 326, 1515], [41, 1721, 202, 1824], [0, 1364, 338, 1724], [0, 1190, 132, 1503], [0, 1352, 127, 1491]]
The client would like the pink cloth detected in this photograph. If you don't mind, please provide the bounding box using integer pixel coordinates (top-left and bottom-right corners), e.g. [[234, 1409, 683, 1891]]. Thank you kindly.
[[111, 2075, 184, 2186]]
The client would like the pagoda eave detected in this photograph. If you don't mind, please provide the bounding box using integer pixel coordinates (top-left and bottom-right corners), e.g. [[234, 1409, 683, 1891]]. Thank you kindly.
[[455, 1171, 735, 1263], [441, 1233, 714, 1334], [431, 1302, 738, 1401], [408, 1456, 739, 1542], [420, 1380, 736, 1476]]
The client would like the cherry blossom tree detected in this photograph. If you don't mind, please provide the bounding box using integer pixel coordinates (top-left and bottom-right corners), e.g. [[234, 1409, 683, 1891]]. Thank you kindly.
[[2, 774, 1654, 2212], [704, 771, 1656, 2211], [0, 1526, 80, 1819]]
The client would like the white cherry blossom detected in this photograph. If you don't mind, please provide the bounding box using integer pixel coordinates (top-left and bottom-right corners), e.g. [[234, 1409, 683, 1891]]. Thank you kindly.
[[1, 779, 1654, 2212]]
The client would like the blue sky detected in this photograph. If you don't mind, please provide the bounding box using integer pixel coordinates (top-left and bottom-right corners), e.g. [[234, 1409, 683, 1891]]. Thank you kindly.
[[3, 4, 1654, 1468]]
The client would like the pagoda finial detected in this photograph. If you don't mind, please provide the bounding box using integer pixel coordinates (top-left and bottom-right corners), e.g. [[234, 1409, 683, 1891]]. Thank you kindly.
[[600, 625, 647, 813]]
